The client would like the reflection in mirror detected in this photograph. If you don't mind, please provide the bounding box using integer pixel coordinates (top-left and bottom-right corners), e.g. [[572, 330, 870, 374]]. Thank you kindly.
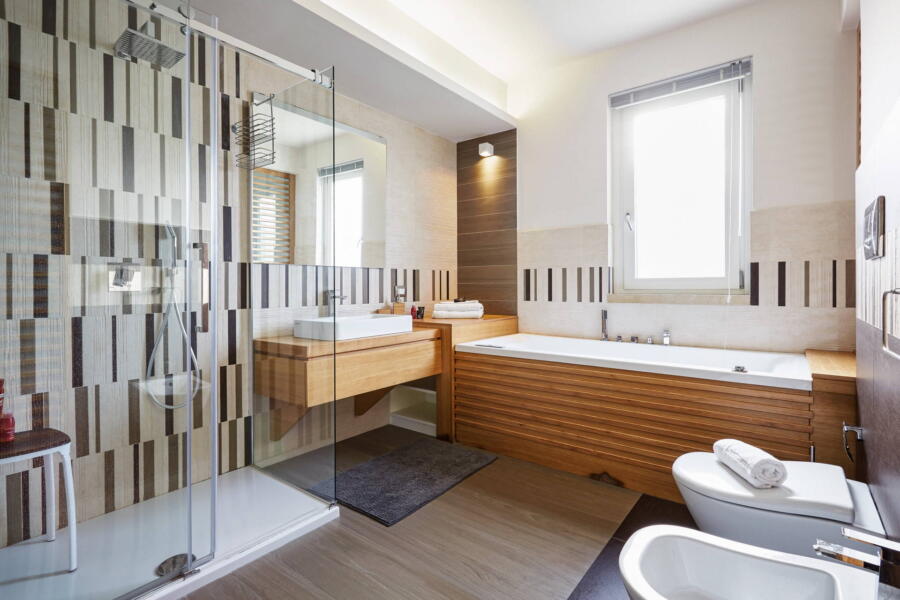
[[251, 100, 386, 268]]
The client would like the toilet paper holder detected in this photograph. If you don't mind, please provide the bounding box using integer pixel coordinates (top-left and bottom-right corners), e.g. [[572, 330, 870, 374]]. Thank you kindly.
[[842, 422, 864, 463]]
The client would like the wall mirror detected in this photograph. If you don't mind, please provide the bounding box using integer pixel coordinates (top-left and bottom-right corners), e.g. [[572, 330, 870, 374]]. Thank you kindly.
[[251, 99, 387, 268]]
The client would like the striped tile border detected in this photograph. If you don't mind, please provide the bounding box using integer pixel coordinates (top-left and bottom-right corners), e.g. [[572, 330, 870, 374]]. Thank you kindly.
[[521, 260, 856, 309]]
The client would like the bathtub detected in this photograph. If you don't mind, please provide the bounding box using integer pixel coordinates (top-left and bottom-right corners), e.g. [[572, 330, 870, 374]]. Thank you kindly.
[[455, 333, 812, 391]]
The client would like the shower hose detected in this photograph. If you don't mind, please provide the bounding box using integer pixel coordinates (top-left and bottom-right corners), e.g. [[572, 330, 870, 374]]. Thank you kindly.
[[145, 284, 201, 411]]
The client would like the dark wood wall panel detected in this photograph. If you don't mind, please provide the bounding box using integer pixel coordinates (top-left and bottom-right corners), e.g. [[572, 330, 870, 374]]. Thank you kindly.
[[857, 320, 900, 536], [457, 129, 517, 315]]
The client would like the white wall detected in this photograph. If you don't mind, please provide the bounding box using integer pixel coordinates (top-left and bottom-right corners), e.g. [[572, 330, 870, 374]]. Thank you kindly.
[[859, 0, 900, 162], [509, 0, 857, 231], [856, 0, 900, 331], [508, 0, 859, 352]]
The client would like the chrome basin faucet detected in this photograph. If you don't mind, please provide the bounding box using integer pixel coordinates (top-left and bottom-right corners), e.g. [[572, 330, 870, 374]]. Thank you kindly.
[[814, 527, 900, 598], [601, 310, 609, 341], [663, 330, 671, 346], [323, 289, 347, 317]]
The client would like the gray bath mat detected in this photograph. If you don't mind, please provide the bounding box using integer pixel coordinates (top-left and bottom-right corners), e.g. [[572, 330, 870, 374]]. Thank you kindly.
[[311, 438, 496, 526]]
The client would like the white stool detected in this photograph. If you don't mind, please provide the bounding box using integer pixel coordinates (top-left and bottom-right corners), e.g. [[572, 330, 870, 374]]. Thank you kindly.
[[0, 429, 77, 572]]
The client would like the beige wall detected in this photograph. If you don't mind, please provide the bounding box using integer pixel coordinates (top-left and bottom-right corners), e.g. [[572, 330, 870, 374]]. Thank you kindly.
[[509, 0, 858, 352]]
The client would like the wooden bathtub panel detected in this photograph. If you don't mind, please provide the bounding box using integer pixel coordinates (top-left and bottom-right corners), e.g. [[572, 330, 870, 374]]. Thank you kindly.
[[454, 375, 812, 433], [454, 351, 814, 501], [456, 422, 684, 503], [454, 392, 812, 458]]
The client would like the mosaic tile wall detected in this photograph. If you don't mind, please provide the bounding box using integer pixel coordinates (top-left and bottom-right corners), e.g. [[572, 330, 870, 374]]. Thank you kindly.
[[0, 0, 242, 549], [0, 0, 459, 549], [857, 228, 899, 332]]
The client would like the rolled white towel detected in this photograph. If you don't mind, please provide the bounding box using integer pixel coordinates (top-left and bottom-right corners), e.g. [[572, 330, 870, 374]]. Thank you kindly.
[[713, 438, 787, 488], [433, 301, 483, 312], [431, 309, 484, 319]]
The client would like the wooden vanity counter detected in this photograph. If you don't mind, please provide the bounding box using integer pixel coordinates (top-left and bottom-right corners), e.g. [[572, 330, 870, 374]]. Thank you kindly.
[[254, 329, 442, 439], [805, 349, 859, 479], [254, 315, 518, 441], [414, 315, 519, 440]]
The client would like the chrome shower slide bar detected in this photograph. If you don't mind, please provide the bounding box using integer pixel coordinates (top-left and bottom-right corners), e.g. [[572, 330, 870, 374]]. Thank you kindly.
[[127, 0, 331, 87]]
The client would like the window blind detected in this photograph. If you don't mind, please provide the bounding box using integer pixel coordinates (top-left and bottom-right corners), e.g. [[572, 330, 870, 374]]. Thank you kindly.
[[609, 57, 751, 109], [251, 168, 294, 264], [318, 159, 364, 178]]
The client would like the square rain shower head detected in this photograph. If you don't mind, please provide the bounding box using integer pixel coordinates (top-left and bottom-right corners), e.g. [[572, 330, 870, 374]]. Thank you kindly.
[[114, 27, 185, 69]]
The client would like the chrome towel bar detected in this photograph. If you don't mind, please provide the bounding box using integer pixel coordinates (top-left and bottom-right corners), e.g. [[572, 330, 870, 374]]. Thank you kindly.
[[883, 289, 900, 360]]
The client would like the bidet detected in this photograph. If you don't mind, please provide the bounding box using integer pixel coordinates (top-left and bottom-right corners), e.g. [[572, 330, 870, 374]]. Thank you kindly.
[[619, 525, 876, 600]]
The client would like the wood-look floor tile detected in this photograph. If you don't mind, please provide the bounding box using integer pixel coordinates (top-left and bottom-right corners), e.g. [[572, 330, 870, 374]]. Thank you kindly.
[[187, 435, 638, 600]]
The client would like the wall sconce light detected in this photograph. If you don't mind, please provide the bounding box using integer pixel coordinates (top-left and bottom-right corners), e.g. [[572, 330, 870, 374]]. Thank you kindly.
[[478, 142, 494, 158]]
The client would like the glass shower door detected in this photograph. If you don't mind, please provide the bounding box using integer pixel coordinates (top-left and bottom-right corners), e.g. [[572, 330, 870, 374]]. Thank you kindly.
[[0, 1, 218, 598], [250, 70, 339, 504]]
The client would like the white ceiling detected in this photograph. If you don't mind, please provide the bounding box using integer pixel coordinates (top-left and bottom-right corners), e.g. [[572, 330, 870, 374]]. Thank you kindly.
[[191, 0, 517, 142], [385, 0, 763, 82], [193, 0, 767, 141]]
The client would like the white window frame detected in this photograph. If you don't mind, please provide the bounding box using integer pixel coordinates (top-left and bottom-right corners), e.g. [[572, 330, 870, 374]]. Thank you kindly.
[[316, 160, 365, 266], [611, 70, 752, 295]]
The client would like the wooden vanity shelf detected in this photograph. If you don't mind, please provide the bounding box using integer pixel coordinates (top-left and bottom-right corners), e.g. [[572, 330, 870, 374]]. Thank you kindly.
[[254, 330, 442, 440], [254, 314, 518, 441], [413, 315, 519, 441], [805, 350, 859, 480]]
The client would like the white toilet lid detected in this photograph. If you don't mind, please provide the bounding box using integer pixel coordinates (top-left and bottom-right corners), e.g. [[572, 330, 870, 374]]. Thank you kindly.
[[673, 452, 854, 523]]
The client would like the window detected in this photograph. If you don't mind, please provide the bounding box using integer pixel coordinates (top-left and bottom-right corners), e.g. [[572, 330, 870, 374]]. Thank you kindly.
[[611, 59, 751, 293], [317, 160, 364, 267], [251, 168, 295, 263]]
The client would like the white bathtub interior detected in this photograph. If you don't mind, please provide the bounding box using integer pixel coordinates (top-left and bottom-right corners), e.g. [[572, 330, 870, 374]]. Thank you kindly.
[[456, 333, 812, 390]]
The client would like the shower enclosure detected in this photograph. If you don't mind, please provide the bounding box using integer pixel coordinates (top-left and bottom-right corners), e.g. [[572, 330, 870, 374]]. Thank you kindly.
[[0, 1, 337, 598]]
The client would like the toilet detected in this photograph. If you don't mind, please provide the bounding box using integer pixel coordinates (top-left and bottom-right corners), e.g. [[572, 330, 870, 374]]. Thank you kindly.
[[672, 452, 885, 558]]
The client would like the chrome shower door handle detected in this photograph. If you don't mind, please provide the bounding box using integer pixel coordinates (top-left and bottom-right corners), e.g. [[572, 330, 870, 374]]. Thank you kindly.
[[883, 289, 900, 360], [193, 241, 210, 333]]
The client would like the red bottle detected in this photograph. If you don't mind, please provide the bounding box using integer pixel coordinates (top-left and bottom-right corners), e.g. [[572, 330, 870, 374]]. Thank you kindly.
[[0, 378, 14, 443]]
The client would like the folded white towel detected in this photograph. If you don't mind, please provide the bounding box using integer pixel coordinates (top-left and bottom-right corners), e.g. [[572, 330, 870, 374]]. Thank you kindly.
[[432, 309, 484, 319], [713, 438, 787, 489], [433, 301, 483, 312]]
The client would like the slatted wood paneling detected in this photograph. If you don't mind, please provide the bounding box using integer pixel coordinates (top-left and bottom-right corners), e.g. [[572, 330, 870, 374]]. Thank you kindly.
[[454, 352, 814, 501], [251, 168, 295, 263], [456, 129, 517, 315]]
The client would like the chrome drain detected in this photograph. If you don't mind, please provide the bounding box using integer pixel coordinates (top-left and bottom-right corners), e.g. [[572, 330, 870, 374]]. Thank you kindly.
[[155, 553, 196, 577]]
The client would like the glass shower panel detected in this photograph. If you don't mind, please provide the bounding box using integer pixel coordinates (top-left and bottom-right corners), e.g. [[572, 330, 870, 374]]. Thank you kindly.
[[0, 1, 217, 598], [250, 70, 337, 503]]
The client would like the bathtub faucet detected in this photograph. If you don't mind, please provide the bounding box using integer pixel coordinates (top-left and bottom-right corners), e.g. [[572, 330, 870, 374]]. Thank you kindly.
[[601, 310, 609, 341]]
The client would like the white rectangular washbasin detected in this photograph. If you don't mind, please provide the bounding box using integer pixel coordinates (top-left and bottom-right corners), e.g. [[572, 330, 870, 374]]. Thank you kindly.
[[293, 314, 413, 341]]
